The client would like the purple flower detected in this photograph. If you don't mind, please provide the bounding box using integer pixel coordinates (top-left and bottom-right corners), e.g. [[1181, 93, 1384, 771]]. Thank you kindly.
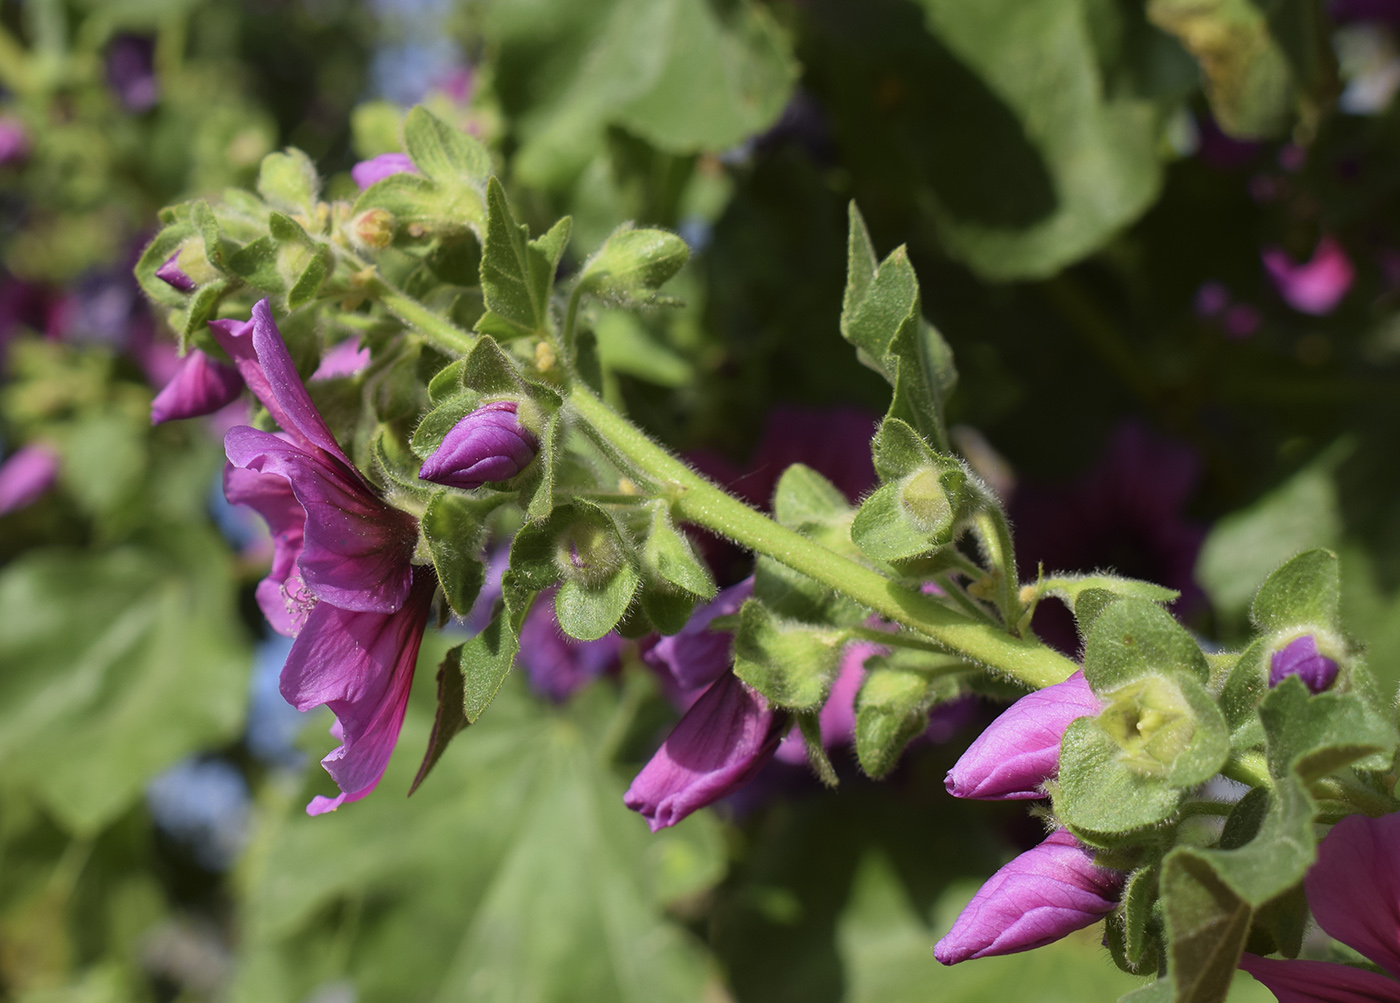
[[1269, 634, 1340, 694], [640, 577, 753, 709], [418, 401, 539, 491], [517, 590, 624, 702], [623, 671, 786, 832], [311, 339, 371, 381], [934, 829, 1124, 964], [0, 444, 59, 514], [155, 252, 196, 293], [1240, 812, 1400, 1001], [105, 34, 159, 112], [0, 115, 30, 165], [351, 153, 419, 191], [150, 349, 244, 425], [945, 671, 1101, 800], [1263, 237, 1355, 315], [213, 300, 425, 813]]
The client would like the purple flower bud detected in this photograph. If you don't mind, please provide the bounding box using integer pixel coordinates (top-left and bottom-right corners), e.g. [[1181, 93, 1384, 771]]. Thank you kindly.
[[311, 338, 371, 381], [1269, 634, 1340, 694], [517, 589, 623, 702], [945, 671, 1101, 800], [0, 115, 30, 165], [0, 444, 59, 514], [1263, 237, 1355, 316], [150, 349, 244, 425], [351, 153, 419, 191], [641, 577, 753, 708], [155, 251, 196, 293], [418, 401, 539, 490], [623, 671, 786, 831], [935, 829, 1124, 964]]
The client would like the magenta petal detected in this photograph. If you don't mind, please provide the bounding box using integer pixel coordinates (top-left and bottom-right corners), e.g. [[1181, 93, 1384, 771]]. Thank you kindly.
[[1262, 237, 1355, 316], [642, 577, 754, 709], [934, 829, 1123, 964], [226, 426, 416, 614], [154, 251, 196, 293], [945, 671, 1101, 800], [418, 401, 539, 491], [1305, 812, 1400, 979], [224, 463, 310, 636], [351, 152, 419, 190], [1239, 956, 1400, 1003], [0, 444, 59, 514], [311, 338, 371, 381], [281, 570, 435, 813], [150, 349, 244, 424], [623, 672, 784, 832]]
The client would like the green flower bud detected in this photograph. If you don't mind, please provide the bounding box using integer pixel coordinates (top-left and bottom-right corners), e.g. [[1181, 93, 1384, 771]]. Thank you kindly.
[[352, 208, 395, 250], [899, 465, 966, 537], [1096, 675, 1196, 778], [555, 520, 627, 587]]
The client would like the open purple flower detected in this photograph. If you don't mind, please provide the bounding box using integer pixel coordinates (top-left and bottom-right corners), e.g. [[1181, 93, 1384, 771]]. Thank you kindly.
[[0, 444, 59, 514], [419, 401, 539, 490], [214, 299, 425, 812], [1263, 237, 1355, 316], [945, 671, 1101, 800], [935, 829, 1124, 964], [1241, 812, 1400, 1001], [150, 349, 244, 425], [351, 152, 419, 190], [1269, 634, 1340, 694]]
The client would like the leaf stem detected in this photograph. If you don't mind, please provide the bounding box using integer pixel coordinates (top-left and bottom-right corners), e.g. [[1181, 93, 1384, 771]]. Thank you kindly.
[[1222, 750, 1271, 790], [568, 387, 1077, 690], [368, 276, 476, 356]]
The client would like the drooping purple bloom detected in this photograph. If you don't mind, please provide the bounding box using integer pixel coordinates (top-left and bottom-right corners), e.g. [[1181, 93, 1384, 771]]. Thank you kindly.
[[351, 153, 419, 191], [641, 577, 753, 709], [517, 590, 624, 702], [419, 401, 539, 491], [945, 671, 1101, 800], [0, 444, 59, 514], [623, 671, 786, 832], [214, 299, 426, 813], [0, 115, 30, 165], [1240, 812, 1400, 1001], [155, 252, 196, 293], [105, 34, 160, 112], [934, 829, 1124, 964], [1263, 237, 1355, 315], [150, 349, 244, 425], [311, 338, 371, 381], [1269, 634, 1340, 694]]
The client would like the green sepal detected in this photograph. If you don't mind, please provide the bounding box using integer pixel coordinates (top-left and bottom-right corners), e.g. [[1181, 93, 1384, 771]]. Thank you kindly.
[[1055, 717, 1184, 842], [755, 468, 867, 627], [1092, 673, 1229, 787], [854, 650, 966, 778], [795, 711, 839, 787], [772, 463, 851, 527], [352, 172, 455, 228], [1260, 676, 1397, 782], [1250, 548, 1342, 634], [639, 502, 715, 634], [409, 646, 471, 795], [753, 553, 871, 629], [403, 105, 491, 194], [427, 358, 468, 403], [548, 500, 641, 641], [369, 427, 434, 501], [1160, 850, 1253, 1003], [1246, 883, 1308, 960], [410, 389, 482, 461], [478, 177, 572, 338], [1219, 639, 1268, 735], [870, 415, 932, 481], [732, 600, 847, 711], [1082, 597, 1210, 692], [639, 588, 698, 637], [134, 223, 196, 306], [422, 491, 499, 618], [225, 235, 285, 293], [257, 148, 320, 215], [1117, 864, 1163, 973], [180, 280, 230, 347], [519, 410, 559, 521], [191, 200, 227, 272], [462, 333, 531, 397], [575, 223, 690, 303], [850, 469, 967, 562], [288, 242, 333, 309]]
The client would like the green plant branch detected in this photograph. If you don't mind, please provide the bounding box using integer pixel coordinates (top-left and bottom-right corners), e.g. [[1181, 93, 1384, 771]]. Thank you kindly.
[[1221, 750, 1271, 790], [931, 572, 1003, 627], [972, 507, 1021, 631], [569, 386, 1078, 690]]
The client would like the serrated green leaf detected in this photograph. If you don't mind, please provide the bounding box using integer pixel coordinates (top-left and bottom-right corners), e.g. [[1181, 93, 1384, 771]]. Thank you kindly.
[[1250, 548, 1342, 635], [1082, 598, 1210, 692], [478, 178, 571, 337], [732, 600, 847, 710], [403, 105, 492, 189], [257, 148, 320, 214], [1161, 851, 1252, 1003]]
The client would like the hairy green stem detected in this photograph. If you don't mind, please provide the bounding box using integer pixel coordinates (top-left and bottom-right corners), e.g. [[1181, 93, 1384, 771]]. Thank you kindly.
[[972, 507, 1021, 630], [931, 572, 1002, 627], [1222, 750, 1271, 790], [370, 277, 476, 356], [569, 387, 1077, 689]]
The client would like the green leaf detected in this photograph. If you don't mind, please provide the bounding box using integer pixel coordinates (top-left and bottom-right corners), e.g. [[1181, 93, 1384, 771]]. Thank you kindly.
[[1161, 851, 1252, 1003], [642, 502, 715, 601], [577, 224, 690, 301], [191, 200, 226, 271], [287, 242, 333, 309], [1033, 573, 1180, 614], [180, 280, 229, 345], [427, 358, 469, 403], [1118, 864, 1162, 971], [402, 105, 492, 190], [422, 492, 494, 618], [1259, 677, 1397, 783], [134, 224, 196, 306], [410, 648, 470, 795], [1082, 598, 1210, 692], [225, 235, 286, 292], [478, 178, 572, 337], [854, 650, 966, 778], [459, 607, 522, 725], [551, 500, 641, 640], [1055, 718, 1184, 841], [257, 148, 320, 215], [732, 600, 847, 710], [410, 390, 482, 461], [1250, 548, 1342, 635], [772, 463, 852, 528], [520, 410, 560, 520], [556, 564, 639, 641]]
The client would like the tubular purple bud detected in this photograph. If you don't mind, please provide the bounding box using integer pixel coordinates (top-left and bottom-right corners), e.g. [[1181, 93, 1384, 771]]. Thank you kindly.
[[934, 829, 1124, 965], [418, 401, 539, 490], [623, 672, 785, 831], [150, 349, 244, 424], [155, 251, 196, 293], [945, 671, 1101, 800], [351, 153, 419, 191], [1269, 634, 1340, 694], [0, 444, 59, 514]]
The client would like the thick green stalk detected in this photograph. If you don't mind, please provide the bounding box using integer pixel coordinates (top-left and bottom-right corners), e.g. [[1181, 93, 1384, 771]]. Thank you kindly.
[[371, 278, 476, 356], [569, 387, 1077, 689]]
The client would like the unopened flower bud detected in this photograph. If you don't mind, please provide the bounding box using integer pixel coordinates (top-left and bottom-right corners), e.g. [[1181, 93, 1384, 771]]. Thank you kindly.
[[555, 520, 625, 586], [155, 251, 197, 293], [1269, 634, 1339, 694], [150, 349, 244, 424], [418, 401, 539, 490], [900, 466, 961, 534], [1097, 675, 1194, 777], [352, 208, 395, 249], [351, 152, 418, 191]]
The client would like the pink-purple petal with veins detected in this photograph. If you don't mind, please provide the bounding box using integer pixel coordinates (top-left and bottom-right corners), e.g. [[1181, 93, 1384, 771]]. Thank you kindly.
[[1305, 812, 1400, 979], [224, 463, 310, 636], [1239, 956, 1400, 1003], [282, 569, 435, 815], [226, 426, 415, 614], [150, 349, 244, 424]]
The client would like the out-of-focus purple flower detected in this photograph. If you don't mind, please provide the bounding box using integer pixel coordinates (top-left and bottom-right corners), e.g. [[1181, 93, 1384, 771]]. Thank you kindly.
[[155, 252, 196, 293], [1269, 634, 1340, 694], [1224, 303, 1262, 338], [1263, 237, 1355, 315], [623, 671, 786, 832], [419, 401, 539, 491], [0, 115, 29, 164], [775, 638, 876, 765], [106, 34, 159, 112], [945, 671, 1101, 800], [214, 299, 426, 814], [351, 152, 419, 190], [934, 829, 1124, 964], [311, 339, 371, 381], [436, 64, 475, 105], [46, 268, 142, 349], [150, 349, 244, 425], [641, 577, 753, 709], [517, 590, 624, 702], [1241, 811, 1400, 1000], [0, 444, 59, 514]]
